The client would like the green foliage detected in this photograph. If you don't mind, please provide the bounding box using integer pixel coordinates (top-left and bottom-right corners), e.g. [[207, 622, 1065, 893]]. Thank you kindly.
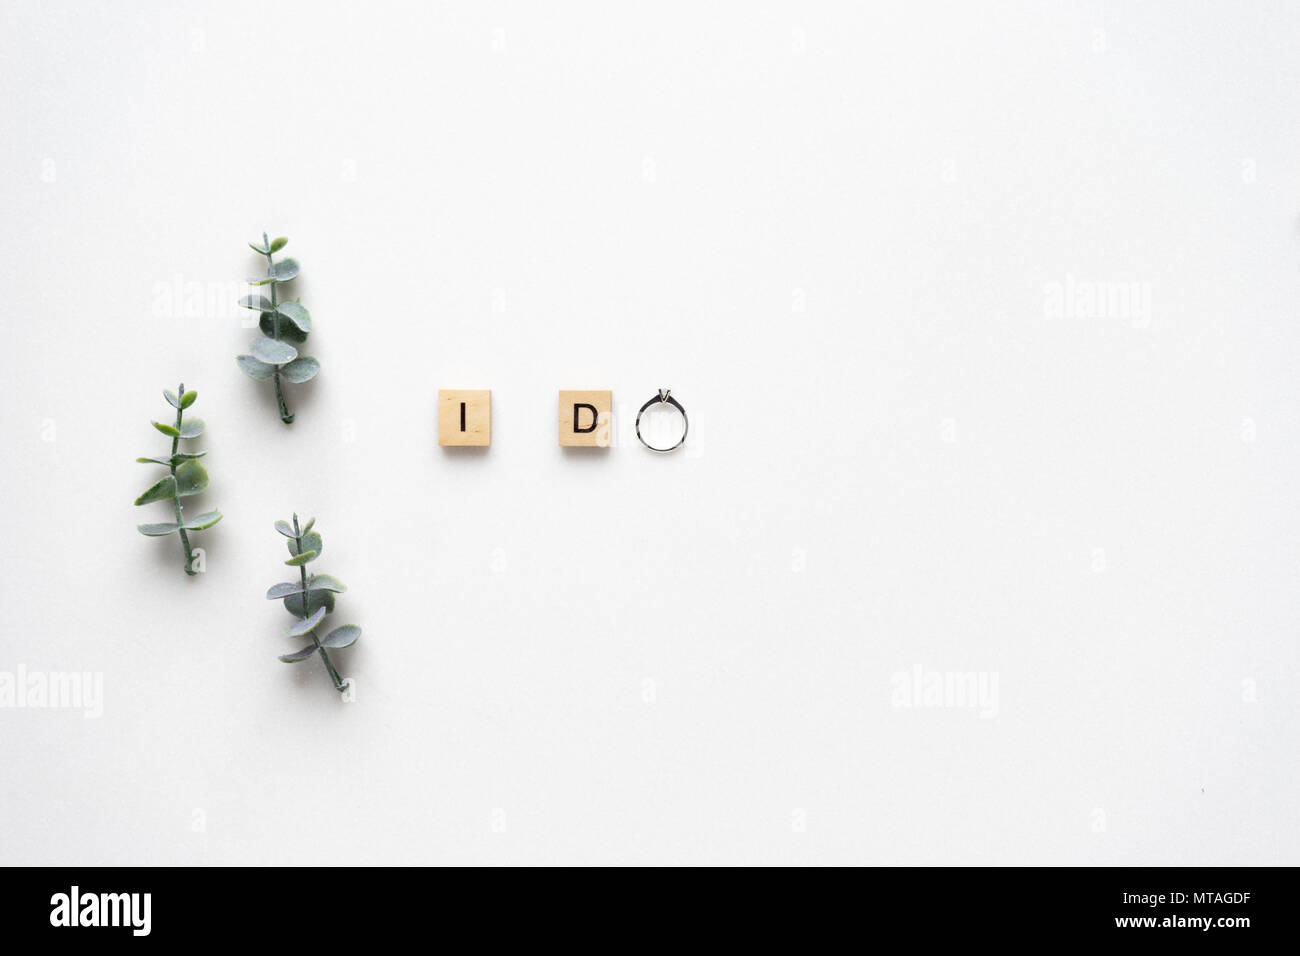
[[287, 531, 322, 560], [134, 384, 222, 575], [321, 625, 360, 648], [235, 232, 320, 424], [268, 515, 361, 693]]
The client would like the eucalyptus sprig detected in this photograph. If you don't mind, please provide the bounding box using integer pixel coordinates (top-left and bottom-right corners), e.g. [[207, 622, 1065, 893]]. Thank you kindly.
[[236, 233, 319, 424], [268, 514, 360, 692], [134, 384, 222, 575]]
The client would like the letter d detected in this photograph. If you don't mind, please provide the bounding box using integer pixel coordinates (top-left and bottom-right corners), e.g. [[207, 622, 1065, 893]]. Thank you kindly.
[[573, 403, 598, 433]]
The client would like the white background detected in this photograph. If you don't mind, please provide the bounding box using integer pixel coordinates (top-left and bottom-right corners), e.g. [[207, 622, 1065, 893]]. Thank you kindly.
[[1, 1, 1297, 865]]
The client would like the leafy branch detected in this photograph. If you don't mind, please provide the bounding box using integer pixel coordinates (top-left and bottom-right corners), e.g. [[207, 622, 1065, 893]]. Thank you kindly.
[[268, 514, 360, 692], [134, 384, 222, 575], [236, 233, 319, 424]]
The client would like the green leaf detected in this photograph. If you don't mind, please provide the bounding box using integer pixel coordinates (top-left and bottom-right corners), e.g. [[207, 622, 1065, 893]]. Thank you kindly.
[[284, 550, 317, 566], [137, 522, 179, 536], [249, 241, 270, 255], [174, 459, 209, 497], [279, 645, 318, 663], [288, 531, 322, 559], [275, 301, 312, 332], [179, 390, 198, 409], [238, 294, 273, 312], [321, 625, 360, 648], [250, 336, 298, 365], [269, 236, 289, 253], [137, 451, 207, 465], [302, 517, 315, 533], [266, 581, 303, 600], [307, 573, 346, 593], [134, 474, 176, 506], [236, 354, 276, 380], [280, 356, 319, 384], [152, 421, 179, 437], [270, 258, 300, 281], [163, 389, 181, 408], [259, 312, 308, 344], [286, 605, 328, 637], [177, 418, 204, 439], [181, 510, 222, 530], [278, 573, 345, 617], [284, 588, 334, 618], [274, 520, 296, 537]]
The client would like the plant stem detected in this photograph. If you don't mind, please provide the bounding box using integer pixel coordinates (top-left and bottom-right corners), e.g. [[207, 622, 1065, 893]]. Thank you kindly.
[[263, 231, 293, 425], [170, 381, 196, 575], [274, 374, 292, 425], [292, 512, 344, 691]]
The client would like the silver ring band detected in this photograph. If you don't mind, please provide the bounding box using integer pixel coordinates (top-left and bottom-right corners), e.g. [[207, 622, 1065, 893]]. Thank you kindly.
[[635, 388, 688, 452]]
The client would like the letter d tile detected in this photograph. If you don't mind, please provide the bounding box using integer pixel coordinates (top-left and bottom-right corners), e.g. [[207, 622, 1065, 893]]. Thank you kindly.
[[558, 390, 612, 447]]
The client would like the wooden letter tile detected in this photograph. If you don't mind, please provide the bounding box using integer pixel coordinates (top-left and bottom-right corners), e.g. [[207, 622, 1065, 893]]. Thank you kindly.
[[558, 390, 612, 447], [438, 388, 491, 446]]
